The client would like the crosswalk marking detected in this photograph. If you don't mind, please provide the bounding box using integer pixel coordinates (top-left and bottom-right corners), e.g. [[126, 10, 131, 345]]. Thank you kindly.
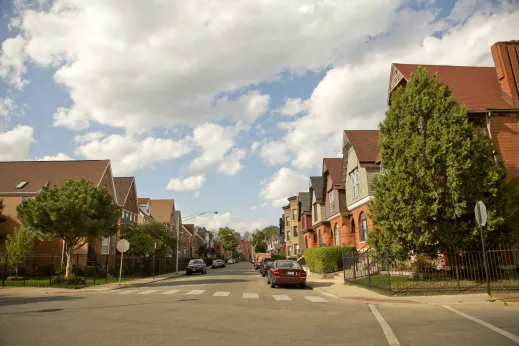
[[305, 296, 328, 303], [187, 290, 205, 295], [118, 289, 139, 295], [139, 290, 159, 295], [243, 293, 259, 299], [273, 295, 292, 301], [161, 290, 181, 295], [213, 291, 231, 297]]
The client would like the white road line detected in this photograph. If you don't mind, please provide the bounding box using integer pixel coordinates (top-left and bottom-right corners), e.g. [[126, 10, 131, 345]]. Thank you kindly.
[[273, 295, 292, 301], [243, 293, 259, 299], [138, 290, 159, 295], [368, 304, 401, 346], [117, 289, 139, 295], [187, 290, 205, 295], [161, 290, 181, 295], [305, 296, 328, 303], [213, 292, 231, 297], [442, 305, 519, 344]]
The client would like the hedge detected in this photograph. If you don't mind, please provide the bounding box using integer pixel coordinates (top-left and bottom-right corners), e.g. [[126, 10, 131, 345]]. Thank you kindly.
[[303, 246, 357, 274]]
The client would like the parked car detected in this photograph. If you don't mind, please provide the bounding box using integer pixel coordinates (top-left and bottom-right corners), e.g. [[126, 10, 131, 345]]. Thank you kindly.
[[212, 259, 225, 268], [259, 258, 276, 277], [186, 259, 207, 275], [227, 259, 236, 264], [267, 260, 306, 289]]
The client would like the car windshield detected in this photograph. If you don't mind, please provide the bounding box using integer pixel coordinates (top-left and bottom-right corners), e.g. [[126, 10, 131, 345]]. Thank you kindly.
[[275, 261, 301, 269], [189, 259, 204, 265]]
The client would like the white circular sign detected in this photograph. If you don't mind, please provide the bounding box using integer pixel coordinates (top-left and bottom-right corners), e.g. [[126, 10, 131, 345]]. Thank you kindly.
[[116, 239, 130, 253]]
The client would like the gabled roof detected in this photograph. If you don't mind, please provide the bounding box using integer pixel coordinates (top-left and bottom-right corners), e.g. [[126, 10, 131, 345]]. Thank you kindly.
[[391, 64, 516, 111], [309, 176, 324, 203], [113, 177, 134, 207], [322, 158, 343, 185], [183, 224, 194, 235], [344, 130, 380, 168], [0, 159, 113, 195], [138, 198, 149, 205], [139, 207, 151, 218], [298, 192, 311, 213], [150, 199, 175, 224]]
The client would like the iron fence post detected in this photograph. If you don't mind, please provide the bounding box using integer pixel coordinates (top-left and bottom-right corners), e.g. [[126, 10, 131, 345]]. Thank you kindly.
[[2, 254, 7, 286], [353, 252, 357, 284], [93, 252, 96, 286], [75, 254, 79, 289], [50, 254, 54, 286], [141, 258, 144, 278], [386, 250, 391, 294], [367, 250, 371, 288], [105, 256, 108, 283], [453, 249, 461, 292], [476, 203, 492, 299], [24, 255, 28, 286]]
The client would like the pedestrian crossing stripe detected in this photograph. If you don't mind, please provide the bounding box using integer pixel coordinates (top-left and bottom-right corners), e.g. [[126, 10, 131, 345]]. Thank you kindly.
[[273, 295, 292, 301], [118, 289, 139, 294], [139, 290, 159, 294], [305, 296, 328, 303], [213, 291, 231, 296], [161, 290, 181, 295], [242, 293, 259, 299], [187, 290, 205, 295]]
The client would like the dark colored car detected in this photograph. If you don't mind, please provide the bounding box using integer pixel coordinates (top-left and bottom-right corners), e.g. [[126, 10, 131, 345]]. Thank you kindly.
[[259, 258, 276, 277], [212, 259, 225, 268], [186, 259, 207, 275], [267, 260, 306, 289]]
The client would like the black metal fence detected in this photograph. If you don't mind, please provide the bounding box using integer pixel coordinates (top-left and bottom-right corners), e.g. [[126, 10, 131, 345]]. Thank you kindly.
[[0, 253, 191, 289], [343, 247, 519, 295]]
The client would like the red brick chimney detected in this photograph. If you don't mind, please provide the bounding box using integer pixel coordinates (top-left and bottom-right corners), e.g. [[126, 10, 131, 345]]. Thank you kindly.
[[491, 41, 519, 108]]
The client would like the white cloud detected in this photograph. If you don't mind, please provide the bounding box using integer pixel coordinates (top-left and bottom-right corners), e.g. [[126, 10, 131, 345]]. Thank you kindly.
[[259, 167, 308, 207], [189, 123, 234, 172], [166, 175, 205, 191], [259, 140, 290, 166], [194, 212, 269, 234], [217, 148, 247, 176], [37, 153, 72, 161], [2, 0, 406, 132], [73, 131, 105, 143], [261, 6, 519, 170], [0, 125, 34, 160], [250, 202, 269, 210], [0, 35, 27, 89], [250, 141, 261, 153], [279, 97, 309, 116], [0, 98, 16, 120], [75, 133, 192, 175]]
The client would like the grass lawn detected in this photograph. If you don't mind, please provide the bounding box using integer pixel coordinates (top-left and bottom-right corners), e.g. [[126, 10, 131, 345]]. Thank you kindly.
[[1, 275, 138, 289]]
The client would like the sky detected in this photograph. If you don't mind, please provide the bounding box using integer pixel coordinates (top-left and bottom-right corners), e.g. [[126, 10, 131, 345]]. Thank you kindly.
[[0, 0, 518, 233]]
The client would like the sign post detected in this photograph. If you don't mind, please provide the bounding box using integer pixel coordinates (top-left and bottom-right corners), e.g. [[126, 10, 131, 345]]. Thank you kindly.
[[475, 201, 493, 301], [116, 239, 130, 286]]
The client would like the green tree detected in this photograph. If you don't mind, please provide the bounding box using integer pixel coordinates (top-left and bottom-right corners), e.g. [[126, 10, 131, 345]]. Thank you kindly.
[[217, 227, 238, 254], [0, 198, 7, 223], [0, 226, 35, 277], [252, 229, 267, 253], [124, 221, 177, 256], [242, 231, 252, 241], [17, 179, 121, 278], [370, 67, 519, 254]]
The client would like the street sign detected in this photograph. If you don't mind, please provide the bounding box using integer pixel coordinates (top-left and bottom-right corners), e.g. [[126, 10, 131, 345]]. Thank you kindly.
[[474, 201, 487, 226], [116, 239, 130, 253]]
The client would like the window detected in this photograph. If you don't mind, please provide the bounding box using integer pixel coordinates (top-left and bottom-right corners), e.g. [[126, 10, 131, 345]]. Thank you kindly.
[[313, 204, 318, 221], [350, 168, 360, 197], [121, 211, 126, 223], [292, 209, 297, 220], [305, 236, 308, 249], [334, 224, 340, 246], [287, 246, 292, 256], [360, 212, 368, 242], [101, 237, 110, 254], [293, 226, 297, 237], [286, 216, 290, 226], [294, 244, 299, 256], [287, 231, 291, 240], [329, 191, 335, 212]]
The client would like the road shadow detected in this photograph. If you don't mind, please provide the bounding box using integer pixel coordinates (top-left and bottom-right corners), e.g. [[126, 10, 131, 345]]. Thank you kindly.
[[305, 281, 334, 288], [0, 295, 83, 308]]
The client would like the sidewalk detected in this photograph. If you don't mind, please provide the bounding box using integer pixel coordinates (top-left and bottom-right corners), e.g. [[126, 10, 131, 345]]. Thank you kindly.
[[306, 274, 519, 306]]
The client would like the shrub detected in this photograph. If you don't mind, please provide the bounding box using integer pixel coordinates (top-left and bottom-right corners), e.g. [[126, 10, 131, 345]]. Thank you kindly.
[[51, 275, 86, 286], [304, 246, 357, 274], [84, 265, 96, 277], [36, 264, 54, 275], [55, 266, 66, 276], [271, 254, 286, 260]]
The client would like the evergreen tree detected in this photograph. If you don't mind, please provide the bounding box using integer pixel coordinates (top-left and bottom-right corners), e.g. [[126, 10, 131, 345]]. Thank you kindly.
[[369, 67, 519, 254]]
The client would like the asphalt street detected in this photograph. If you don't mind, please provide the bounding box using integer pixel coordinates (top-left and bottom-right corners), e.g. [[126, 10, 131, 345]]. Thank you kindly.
[[0, 261, 518, 346]]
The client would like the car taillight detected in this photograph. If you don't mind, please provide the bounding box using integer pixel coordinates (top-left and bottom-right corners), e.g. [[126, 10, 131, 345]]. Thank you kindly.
[[272, 269, 280, 276], [301, 271, 307, 277]]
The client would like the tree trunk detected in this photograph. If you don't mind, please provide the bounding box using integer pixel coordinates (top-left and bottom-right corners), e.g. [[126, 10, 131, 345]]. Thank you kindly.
[[65, 245, 74, 278]]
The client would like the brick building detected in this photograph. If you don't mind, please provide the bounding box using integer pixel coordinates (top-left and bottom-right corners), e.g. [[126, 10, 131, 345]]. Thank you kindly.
[[236, 240, 252, 260]]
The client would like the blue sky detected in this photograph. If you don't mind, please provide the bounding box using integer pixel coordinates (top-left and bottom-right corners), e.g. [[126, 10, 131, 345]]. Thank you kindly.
[[0, 0, 517, 233]]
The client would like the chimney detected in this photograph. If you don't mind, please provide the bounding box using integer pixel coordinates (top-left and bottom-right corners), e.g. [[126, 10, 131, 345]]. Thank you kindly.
[[491, 41, 519, 108]]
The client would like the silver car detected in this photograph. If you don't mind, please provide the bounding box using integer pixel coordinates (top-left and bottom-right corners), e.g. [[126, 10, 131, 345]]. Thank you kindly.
[[186, 259, 207, 275], [212, 259, 225, 268]]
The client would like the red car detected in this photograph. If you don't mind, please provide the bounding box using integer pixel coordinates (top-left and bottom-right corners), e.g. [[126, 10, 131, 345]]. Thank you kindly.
[[267, 260, 306, 289]]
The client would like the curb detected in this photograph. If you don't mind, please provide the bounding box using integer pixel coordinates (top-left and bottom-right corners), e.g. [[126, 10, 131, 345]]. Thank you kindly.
[[81, 272, 186, 291], [305, 283, 340, 298]]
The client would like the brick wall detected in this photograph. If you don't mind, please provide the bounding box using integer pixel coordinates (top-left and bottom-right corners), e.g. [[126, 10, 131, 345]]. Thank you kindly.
[[490, 114, 519, 180]]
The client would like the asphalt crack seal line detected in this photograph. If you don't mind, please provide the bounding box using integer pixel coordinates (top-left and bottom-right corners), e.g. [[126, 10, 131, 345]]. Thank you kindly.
[[442, 305, 519, 344], [368, 304, 401, 346]]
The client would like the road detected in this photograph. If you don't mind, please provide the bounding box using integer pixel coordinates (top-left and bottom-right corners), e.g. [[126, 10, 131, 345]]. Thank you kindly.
[[0, 261, 519, 345]]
